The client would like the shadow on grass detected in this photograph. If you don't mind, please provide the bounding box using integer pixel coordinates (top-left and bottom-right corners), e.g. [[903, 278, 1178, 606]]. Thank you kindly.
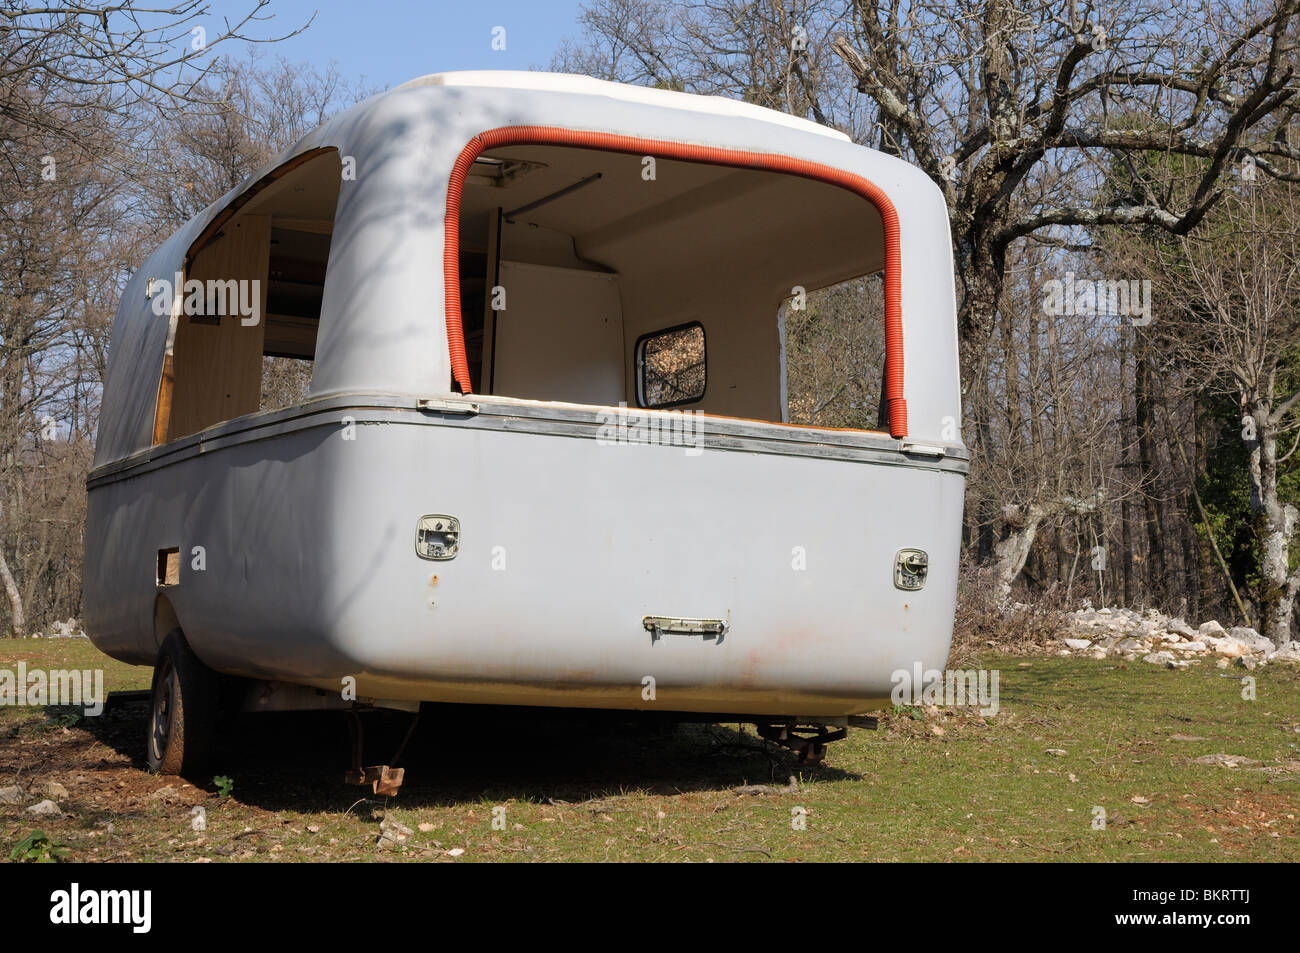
[[81, 696, 862, 813]]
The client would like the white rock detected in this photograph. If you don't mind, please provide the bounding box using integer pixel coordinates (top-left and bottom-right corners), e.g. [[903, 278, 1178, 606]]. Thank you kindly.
[[1063, 638, 1092, 650], [0, 785, 23, 805], [1143, 651, 1176, 665], [25, 799, 61, 816], [46, 619, 87, 639], [1204, 636, 1249, 658], [1176, 641, 1207, 653], [36, 781, 69, 799], [1193, 753, 1259, 768], [1266, 641, 1300, 663], [378, 816, 413, 847], [1168, 618, 1198, 638], [1198, 620, 1227, 638], [1228, 627, 1275, 654]]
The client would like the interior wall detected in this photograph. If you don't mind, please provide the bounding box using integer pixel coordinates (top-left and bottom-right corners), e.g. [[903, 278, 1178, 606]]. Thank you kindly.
[[491, 261, 624, 405], [167, 214, 271, 440], [618, 266, 784, 419], [501, 219, 605, 271]]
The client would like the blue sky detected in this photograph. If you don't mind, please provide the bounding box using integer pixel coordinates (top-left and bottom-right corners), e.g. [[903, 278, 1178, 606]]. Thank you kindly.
[[212, 0, 588, 91]]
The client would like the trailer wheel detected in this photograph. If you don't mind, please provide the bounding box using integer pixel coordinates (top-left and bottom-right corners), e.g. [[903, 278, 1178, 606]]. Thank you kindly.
[[147, 630, 220, 778]]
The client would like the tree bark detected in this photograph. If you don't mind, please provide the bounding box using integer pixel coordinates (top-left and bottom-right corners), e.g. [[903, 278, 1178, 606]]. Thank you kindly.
[[0, 500, 26, 637], [1248, 405, 1299, 645], [1119, 325, 1134, 605], [1135, 342, 1167, 601]]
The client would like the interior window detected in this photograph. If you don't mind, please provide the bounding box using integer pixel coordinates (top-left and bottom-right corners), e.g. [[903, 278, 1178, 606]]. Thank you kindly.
[[154, 149, 341, 443], [637, 323, 706, 408]]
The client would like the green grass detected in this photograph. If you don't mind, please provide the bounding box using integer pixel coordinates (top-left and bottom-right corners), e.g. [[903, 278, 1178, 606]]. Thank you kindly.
[[2, 640, 1298, 861]]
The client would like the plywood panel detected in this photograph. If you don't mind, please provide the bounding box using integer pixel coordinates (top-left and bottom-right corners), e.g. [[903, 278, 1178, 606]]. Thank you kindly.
[[167, 214, 270, 440], [492, 261, 623, 405]]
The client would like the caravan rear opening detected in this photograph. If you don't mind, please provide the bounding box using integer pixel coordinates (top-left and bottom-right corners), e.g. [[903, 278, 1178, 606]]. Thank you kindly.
[[449, 140, 894, 428], [84, 71, 967, 782]]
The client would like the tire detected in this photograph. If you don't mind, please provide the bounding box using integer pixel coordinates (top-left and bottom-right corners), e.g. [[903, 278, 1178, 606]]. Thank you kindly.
[[147, 630, 220, 778]]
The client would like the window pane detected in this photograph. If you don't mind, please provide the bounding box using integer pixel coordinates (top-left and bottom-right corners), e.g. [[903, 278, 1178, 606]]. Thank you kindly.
[[639, 324, 705, 407]]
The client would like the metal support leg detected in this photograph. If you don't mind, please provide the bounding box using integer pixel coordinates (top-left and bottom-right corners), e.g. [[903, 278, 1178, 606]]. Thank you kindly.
[[343, 709, 417, 797]]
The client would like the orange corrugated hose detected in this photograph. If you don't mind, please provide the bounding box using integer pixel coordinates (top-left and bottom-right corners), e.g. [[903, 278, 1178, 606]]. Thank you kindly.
[[444, 125, 908, 438]]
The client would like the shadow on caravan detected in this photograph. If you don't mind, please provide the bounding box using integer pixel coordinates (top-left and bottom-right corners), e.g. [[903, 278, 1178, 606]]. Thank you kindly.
[[85, 71, 967, 787]]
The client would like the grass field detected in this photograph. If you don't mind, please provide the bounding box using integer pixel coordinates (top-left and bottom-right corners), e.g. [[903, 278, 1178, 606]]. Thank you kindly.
[[2, 638, 1298, 862]]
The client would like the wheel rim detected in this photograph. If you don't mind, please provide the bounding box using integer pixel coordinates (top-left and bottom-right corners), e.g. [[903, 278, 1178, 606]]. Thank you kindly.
[[150, 657, 176, 764]]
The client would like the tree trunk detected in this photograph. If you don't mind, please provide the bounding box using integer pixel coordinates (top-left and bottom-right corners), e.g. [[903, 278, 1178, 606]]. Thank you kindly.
[[975, 361, 998, 561], [1135, 342, 1167, 602], [994, 494, 1103, 602], [994, 504, 1048, 603], [1249, 408, 1299, 645], [1000, 301, 1023, 459], [1118, 325, 1134, 605], [0, 500, 26, 637]]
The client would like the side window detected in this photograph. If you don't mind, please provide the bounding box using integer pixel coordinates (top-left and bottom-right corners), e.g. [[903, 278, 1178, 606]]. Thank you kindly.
[[153, 149, 341, 444], [636, 322, 706, 408], [784, 273, 886, 430]]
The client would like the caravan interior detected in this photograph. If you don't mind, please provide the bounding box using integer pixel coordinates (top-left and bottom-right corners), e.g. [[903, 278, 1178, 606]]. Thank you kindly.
[[155, 149, 342, 443], [152, 144, 889, 442]]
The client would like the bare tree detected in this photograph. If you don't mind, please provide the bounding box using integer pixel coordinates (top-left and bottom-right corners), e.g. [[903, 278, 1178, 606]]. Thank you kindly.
[[0, 2, 310, 143], [0, 4, 317, 635], [831, 0, 1300, 355], [1153, 180, 1300, 644], [0, 91, 122, 635], [552, 0, 878, 138]]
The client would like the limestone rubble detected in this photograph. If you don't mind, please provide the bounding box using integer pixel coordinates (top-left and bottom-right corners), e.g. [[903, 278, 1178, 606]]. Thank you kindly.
[[1056, 605, 1300, 668]]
